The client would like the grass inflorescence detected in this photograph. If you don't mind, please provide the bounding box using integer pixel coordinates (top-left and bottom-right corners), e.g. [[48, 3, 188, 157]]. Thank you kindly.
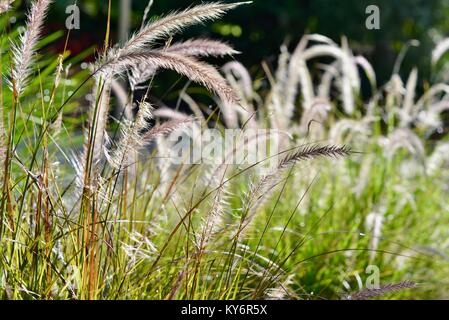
[[0, 1, 448, 300]]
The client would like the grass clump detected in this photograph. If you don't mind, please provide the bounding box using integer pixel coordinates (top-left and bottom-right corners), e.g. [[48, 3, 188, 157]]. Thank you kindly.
[[1, 1, 449, 300]]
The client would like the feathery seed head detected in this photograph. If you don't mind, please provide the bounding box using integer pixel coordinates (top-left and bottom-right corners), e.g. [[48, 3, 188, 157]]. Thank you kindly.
[[278, 145, 352, 169], [9, 0, 52, 94], [346, 281, 417, 300], [120, 2, 251, 55], [0, 0, 14, 14]]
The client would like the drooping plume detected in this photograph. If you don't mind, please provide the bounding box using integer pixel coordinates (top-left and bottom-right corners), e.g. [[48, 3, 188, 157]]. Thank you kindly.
[[129, 39, 239, 89], [118, 2, 250, 56], [102, 50, 239, 104], [239, 145, 351, 237], [345, 281, 417, 300]]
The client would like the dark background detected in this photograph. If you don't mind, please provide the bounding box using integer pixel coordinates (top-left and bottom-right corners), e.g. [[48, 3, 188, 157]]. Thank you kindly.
[[11, 0, 449, 88]]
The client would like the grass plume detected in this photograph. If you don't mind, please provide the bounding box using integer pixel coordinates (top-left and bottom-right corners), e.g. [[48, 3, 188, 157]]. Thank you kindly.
[[118, 2, 250, 55], [0, 0, 13, 14], [9, 0, 52, 95], [346, 281, 418, 300]]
